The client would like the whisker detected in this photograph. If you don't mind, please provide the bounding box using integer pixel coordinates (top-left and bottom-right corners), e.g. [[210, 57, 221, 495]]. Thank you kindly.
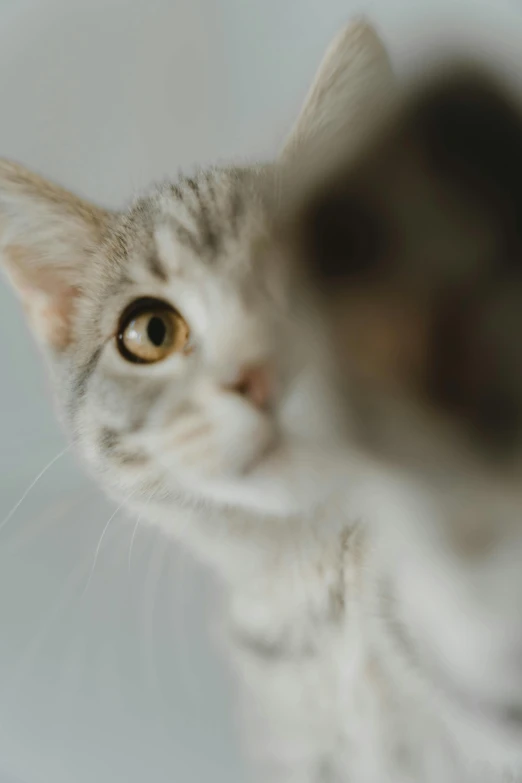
[[82, 489, 136, 597], [128, 489, 156, 575], [0, 444, 72, 535], [127, 517, 143, 575]]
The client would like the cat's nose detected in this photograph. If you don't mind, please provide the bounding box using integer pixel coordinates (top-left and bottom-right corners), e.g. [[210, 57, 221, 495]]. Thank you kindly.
[[225, 364, 274, 411]]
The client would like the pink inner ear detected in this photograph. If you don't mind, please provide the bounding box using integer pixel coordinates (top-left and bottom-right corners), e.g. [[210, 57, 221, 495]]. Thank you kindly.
[[5, 246, 80, 351], [25, 283, 80, 351]]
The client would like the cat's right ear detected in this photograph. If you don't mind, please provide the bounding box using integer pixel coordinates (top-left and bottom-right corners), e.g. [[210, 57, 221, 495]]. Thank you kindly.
[[282, 19, 395, 160], [0, 160, 111, 353]]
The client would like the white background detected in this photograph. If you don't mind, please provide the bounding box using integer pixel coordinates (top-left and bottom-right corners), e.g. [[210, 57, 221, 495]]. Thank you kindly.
[[0, 1, 521, 781]]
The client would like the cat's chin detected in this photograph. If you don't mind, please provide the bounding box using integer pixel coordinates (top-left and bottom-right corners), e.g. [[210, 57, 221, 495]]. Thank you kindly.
[[181, 438, 351, 517]]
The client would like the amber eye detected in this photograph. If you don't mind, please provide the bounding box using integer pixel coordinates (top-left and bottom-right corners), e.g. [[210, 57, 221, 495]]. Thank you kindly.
[[117, 298, 190, 364]]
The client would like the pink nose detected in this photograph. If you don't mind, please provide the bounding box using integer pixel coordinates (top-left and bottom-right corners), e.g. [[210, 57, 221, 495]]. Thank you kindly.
[[226, 364, 273, 411]]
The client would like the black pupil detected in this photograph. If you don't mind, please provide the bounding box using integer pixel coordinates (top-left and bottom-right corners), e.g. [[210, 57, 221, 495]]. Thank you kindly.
[[147, 315, 167, 347]]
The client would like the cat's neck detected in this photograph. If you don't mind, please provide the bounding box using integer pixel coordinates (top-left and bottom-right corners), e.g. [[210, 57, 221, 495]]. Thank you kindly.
[[174, 495, 363, 649]]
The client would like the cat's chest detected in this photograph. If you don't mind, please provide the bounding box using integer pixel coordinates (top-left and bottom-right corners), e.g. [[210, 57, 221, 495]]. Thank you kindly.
[[226, 551, 512, 783], [228, 600, 461, 783]]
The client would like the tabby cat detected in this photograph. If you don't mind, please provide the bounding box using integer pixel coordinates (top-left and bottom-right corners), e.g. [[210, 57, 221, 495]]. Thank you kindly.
[[1, 18, 520, 782]]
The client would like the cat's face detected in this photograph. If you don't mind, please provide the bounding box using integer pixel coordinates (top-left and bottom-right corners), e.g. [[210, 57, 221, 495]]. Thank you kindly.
[[62, 167, 347, 516]]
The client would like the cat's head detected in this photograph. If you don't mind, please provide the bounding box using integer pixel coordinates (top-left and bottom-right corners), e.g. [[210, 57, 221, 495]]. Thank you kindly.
[[0, 20, 393, 520]]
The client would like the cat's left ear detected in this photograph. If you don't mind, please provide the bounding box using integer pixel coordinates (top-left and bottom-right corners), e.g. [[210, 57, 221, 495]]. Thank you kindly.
[[282, 19, 395, 160], [0, 160, 111, 352]]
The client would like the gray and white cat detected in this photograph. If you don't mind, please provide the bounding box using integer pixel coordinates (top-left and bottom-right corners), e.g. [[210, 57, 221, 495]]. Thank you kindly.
[[0, 18, 521, 782]]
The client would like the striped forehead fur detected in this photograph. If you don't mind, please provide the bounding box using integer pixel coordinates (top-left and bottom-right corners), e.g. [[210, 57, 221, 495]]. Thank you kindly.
[[114, 165, 270, 272]]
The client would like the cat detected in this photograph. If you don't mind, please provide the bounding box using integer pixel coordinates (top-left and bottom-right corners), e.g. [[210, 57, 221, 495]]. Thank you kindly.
[[0, 15, 519, 782]]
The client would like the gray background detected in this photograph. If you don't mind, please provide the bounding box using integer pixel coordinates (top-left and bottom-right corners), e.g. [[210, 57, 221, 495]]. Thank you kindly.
[[0, 1, 521, 781]]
